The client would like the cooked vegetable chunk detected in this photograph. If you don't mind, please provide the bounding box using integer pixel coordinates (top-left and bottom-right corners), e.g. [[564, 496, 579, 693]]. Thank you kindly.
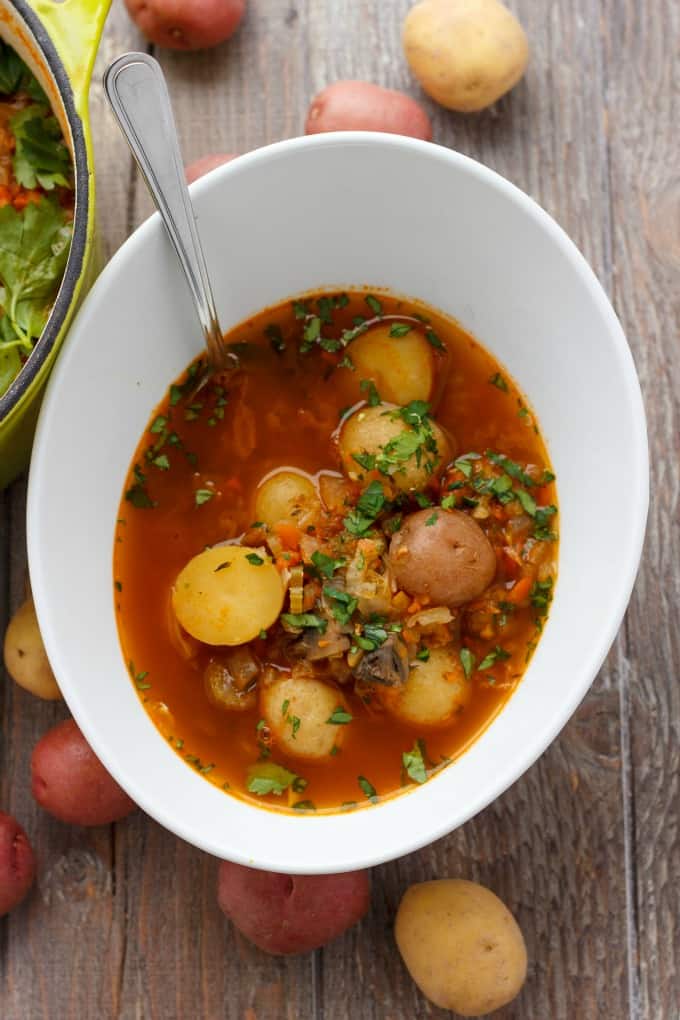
[[254, 470, 318, 529], [261, 673, 348, 761], [344, 324, 434, 405], [0, 812, 35, 917], [338, 404, 450, 492], [403, 0, 529, 113], [173, 545, 285, 646], [3, 596, 62, 700], [205, 647, 259, 712], [305, 81, 432, 140], [384, 646, 470, 727], [395, 878, 527, 1014], [389, 508, 496, 607], [31, 719, 137, 826], [217, 861, 370, 954]]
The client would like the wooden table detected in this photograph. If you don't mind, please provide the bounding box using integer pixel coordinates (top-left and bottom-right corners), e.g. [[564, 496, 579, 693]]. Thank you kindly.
[[2, 2, 678, 1017]]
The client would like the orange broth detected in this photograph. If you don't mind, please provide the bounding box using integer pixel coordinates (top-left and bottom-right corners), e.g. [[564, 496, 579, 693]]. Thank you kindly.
[[113, 290, 557, 814]]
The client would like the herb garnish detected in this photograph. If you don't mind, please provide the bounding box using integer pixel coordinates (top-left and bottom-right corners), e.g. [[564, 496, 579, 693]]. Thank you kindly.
[[323, 586, 358, 625], [310, 551, 346, 579], [358, 775, 378, 802], [403, 741, 428, 784], [327, 707, 353, 725], [489, 372, 509, 392], [281, 612, 328, 632], [195, 489, 214, 506], [459, 647, 475, 679], [247, 762, 301, 797], [246, 552, 265, 566]]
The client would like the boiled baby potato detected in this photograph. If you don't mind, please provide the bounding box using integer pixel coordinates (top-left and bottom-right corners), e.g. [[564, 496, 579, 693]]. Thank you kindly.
[[344, 323, 434, 405], [403, 0, 529, 113], [385, 645, 470, 727], [3, 597, 62, 700], [338, 404, 450, 492], [217, 861, 371, 955], [305, 80, 432, 140], [389, 508, 496, 607], [31, 719, 136, 826], [173, 545, 285, 646], [0, 811, 35, 917], [395, 878, 527, 1014], [261, 674, 348, 762], [124, 0, 245, 50], [254, 470, 318, 529]]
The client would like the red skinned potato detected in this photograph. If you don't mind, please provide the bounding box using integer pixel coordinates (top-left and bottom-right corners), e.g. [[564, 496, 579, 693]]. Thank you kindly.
[[185, 153, 239, 184], [217, 861, 370, 954], [305, 81, 432, 140], [124, 0, 246, 51], [0, 812, 35, 916], [31, 719, 136, 826]]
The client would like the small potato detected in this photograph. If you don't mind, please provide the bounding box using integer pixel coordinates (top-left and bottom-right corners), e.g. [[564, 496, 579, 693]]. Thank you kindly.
[[205, 648, 259, 712], [173, 545, 285, 646], [254, 470, 319, 530], [3, 597, 61, 700], [343, 324, 434, 405], [305, 81, 432, 140], [185, 153, 239, 184], [31, 719, 136, 826], [395, 878, 527, 1015], [217, 861, 370, 955], [384, 645, 470, 727], [261, 674, 347, 762], [403, 0, 529, 113], [338, 404, 450, 492], [124, 0, 245, 50], [389, 508, 496, 607], [0, 812, 35, 917]]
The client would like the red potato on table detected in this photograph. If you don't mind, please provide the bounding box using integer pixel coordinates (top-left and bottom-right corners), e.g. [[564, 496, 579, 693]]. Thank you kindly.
[[185, 153, 239, 184], [124, 0, 246, 51], [305, 81, 432, 140], [31, 719, 137, 827], [217, 861, 370, 954], [0, 812, 35, 916]]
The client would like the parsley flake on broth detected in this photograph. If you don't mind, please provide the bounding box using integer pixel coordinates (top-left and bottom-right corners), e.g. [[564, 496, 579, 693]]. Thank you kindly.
[[114, 288, 557, 813]]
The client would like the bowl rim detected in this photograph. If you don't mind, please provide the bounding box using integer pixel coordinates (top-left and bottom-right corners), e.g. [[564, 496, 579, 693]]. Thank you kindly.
[[0, 0, 90, 424], [28, 132, 649, 872]]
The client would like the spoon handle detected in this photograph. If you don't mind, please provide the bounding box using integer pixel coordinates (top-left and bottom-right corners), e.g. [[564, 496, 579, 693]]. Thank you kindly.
[[103, 52, 231, 371]]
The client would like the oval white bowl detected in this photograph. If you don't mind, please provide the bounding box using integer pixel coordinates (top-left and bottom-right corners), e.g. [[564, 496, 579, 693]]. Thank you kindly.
[[27, 134, 648, 873]]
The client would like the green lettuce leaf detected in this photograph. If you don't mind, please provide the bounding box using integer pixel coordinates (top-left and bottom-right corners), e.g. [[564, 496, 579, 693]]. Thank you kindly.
[[10, 107, 73, 191]]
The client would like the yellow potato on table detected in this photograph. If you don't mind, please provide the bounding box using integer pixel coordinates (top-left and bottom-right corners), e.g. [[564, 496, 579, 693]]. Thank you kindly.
[[172, 545, 285, 646], [384, 645, 470, 727], [254, 470, 318, 529], [3, 597, 62, 700], [403, 0, 529, 113], [395, 878, 527, 1015], [342, 323, 434, 405], [338, 403, 450, 493]]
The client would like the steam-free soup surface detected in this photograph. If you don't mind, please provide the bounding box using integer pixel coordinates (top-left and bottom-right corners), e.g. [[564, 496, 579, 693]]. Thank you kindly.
[[114, 290, 557, 813]]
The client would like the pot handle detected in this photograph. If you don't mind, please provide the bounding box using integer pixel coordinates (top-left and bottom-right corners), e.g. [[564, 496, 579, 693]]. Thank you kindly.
[[29, 0, 112, 114]]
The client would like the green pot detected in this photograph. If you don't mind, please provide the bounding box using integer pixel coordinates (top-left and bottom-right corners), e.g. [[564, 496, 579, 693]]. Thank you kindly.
[[0, 0, 111, 489]]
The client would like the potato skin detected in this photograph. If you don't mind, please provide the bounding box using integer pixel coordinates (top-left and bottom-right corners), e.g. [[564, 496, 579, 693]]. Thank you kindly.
[[395, 879, 527, 1014], [124, 0, 245, 51], [305, 81, 432, 140], [389, 508, 496, 607], [3, 597, 62, 700], [260, 675, 347, 761], [344, 324, 434, 405], [403, 0, 529, 113], [185, 153, 239, 184], [31, 720, 136, 826], [217, 861, 370, 954], [384, 645, 470, 727], [0, 812, 35, 917]]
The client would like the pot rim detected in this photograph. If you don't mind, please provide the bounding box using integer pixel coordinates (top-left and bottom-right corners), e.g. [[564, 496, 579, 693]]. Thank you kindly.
[[0, 0, 90, 423]]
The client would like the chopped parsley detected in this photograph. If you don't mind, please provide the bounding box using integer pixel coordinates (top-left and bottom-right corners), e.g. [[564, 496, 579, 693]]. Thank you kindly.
[[327, 706, 353, 725], [358, 775, 378, 802], [459, 647, 475, 679], [425, 512, 439, 526], [247, 762, 300, 797], [365, 294, 383, 317], [360, 378, 381, 406], [355, 619, 389, 651], [323, 586, 358, 625], [389, 322, 412, 337], [425, 328, 445, 350], [310, 551, 346, 579], [489, 372, 509, 392], [531, 578, 554, 615], [416, 646, 430, 661], [403, 742, 428, 784], [195, 489, 214, 506], [478, 646, 511, 671], [344, 480, 386, 535], [281, 612, 328, 632], [246, 552, 265, 566], [264, 322, 286, 352]]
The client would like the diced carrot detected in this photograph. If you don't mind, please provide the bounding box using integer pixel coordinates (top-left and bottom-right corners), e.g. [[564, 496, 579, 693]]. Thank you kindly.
[[274, 521, 302, 550], [502, 549, 521, 579], [507, 576, 532, 604], [535, 485, 553, 506], [407, 598, 423, 615]]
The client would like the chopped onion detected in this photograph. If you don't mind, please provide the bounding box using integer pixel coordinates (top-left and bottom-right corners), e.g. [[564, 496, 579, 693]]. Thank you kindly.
[[406, 606, 453, 630]]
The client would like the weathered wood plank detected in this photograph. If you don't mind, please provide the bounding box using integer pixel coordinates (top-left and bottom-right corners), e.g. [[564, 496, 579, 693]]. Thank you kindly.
[[601, 0, 680, 1015]]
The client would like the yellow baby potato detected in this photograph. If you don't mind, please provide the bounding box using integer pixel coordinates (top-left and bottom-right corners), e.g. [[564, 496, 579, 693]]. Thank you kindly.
[[403, 0, 529, 113], [338, 403, 450, 492], [344, 323, 434, 405], [261, 674, 347, 762], [385, 646, 470, 727], [172, 545, 285, 646], [3, 597, 62, 700], [395, 878, 527, 1015], [254, 470, 318, 529]]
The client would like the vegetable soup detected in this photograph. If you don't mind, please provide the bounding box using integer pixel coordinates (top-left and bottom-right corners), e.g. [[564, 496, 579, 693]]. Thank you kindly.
[[113, 290, 558, 813]]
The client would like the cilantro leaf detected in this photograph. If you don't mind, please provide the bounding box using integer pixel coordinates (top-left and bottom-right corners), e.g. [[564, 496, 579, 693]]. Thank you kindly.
[[323, 586, 358, 625], [310, 550, 346, 579], [247, 762, 300, 796], [281, 612, 328, 632], [327, 706, 353, 725], [403, 742, 428, 784]]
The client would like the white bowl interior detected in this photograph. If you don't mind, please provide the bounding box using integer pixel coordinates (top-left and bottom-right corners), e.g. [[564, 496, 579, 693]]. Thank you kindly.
[[28, 135, 647, 872]]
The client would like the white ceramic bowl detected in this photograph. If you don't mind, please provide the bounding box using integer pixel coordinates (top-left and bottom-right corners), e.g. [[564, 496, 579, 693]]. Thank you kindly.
[[27, 134, 648, 873]]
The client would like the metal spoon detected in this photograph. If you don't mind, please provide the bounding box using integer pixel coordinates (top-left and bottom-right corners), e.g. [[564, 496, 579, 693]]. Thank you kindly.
[[103, 52, 238, 382]]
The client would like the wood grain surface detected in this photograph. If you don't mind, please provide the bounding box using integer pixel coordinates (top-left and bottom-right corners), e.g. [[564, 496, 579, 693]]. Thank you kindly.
[[1, 1, 678, 1017]]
